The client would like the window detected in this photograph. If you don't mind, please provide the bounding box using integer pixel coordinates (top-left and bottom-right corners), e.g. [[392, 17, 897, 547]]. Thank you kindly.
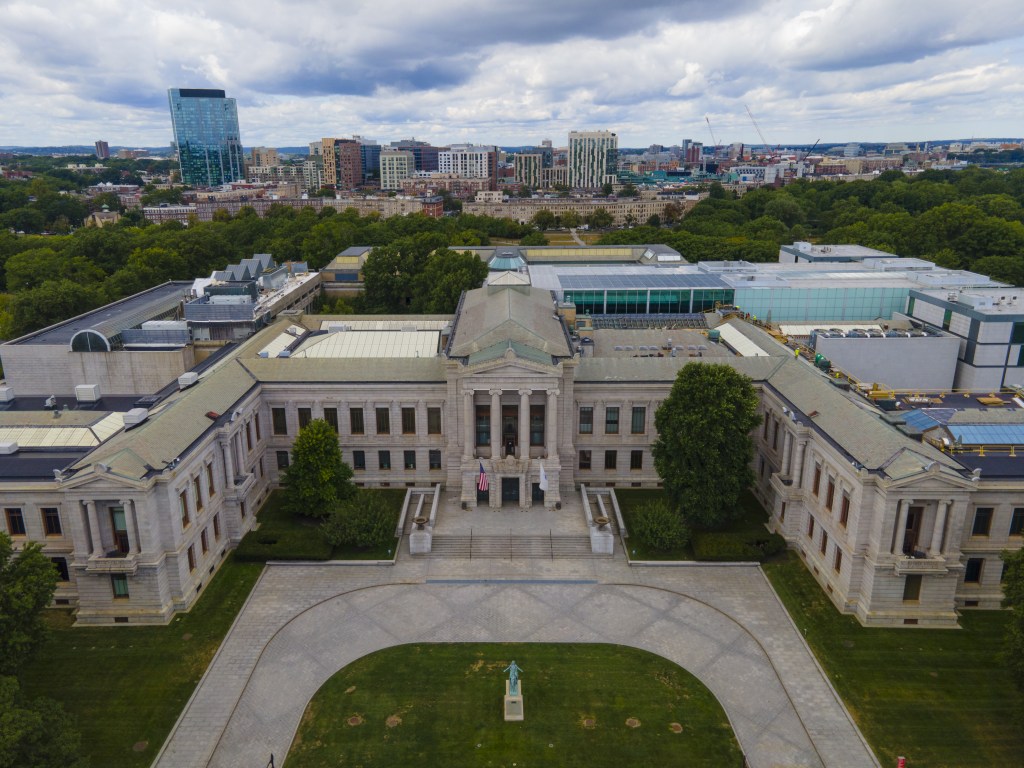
[[254, 413, 261, 441], [194, 476, 204, 511], [772, 420, 779, 450], [1011, 322, 1024, 345], [276, 451, 290, 470], [825, 479, 835, 511], [375, 407, 391, 435], [630, 450, 643, 470], [579, 450, 592, 470], [50, 556, 69, 582], [427, 407, 442, 435], [298, 407, 312, 430], [201, 528, 209, 554], [378, 450, 391, 470], [187, 545, 196, 572], [111, 574, 129, 599], [1011, 508, 1024, 536], [631, 406, 646, 434], [42, 507, 62, 536], [324, 407, 339, 433], [404, 450, 416, 470], [475, 404, 490, 446], [780, 502, 787, 523], [839, 494, 850, 527], [272, 407, 288, 435], [605, 450, 617, 470], [4, 508, 25, 536], [763, 416, 769, 438], [353, 450, 366, 470], [942, 308, 952, 331], [259, 458, 264, 478], [972, 507, 993, 536], [429, 450, 442, 470], [207, 462, 216, 498], [806, 515, 815, 538], [213, 513, 221, 540], [245, 421, 253, 451], [179, 491, 190, 529], [240, 500, 246, 519], [820, 529, 828, 555], [579, 406, 593, 434], [812, 463, 822, 496], [401, 407, 416, 435], [903, 574, 922, 601], [964, 557, 984, 583], [530, 404, 545, 446], [111, 506, 129, 554], [350, 407, 365, 435], [605, 406, 619, 435], [833, 548, 843, 573]]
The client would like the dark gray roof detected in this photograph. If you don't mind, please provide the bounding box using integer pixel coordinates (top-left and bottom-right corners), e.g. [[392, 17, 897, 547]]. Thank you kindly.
[[449, 286, 572, 359]]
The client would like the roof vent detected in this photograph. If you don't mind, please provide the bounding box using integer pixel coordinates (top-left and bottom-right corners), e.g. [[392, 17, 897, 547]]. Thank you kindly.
[[0, 441, 18, 455], [0, 387, 13, 403], [75, 384, 101, 403], [178, 372, 199, 390], [123, 408, 149, 428]]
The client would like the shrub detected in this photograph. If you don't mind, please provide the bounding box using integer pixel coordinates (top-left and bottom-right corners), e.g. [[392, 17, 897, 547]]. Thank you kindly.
[[692, 531, 786, 562], [630, 500, 689, 551], [321, 490, 397, 550]]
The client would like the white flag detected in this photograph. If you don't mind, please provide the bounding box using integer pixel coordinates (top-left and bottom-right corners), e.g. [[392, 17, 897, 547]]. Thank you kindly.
[[538, 460, 549, 492]]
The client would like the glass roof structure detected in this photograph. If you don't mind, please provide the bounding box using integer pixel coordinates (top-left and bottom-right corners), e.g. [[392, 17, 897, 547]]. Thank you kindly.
[[558, 273, 729, 290], [949, 425, 1024, 445]]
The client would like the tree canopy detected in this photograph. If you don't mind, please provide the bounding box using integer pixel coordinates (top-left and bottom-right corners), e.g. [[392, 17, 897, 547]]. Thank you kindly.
[[0, 535, 59, 675], [280, 419, 356, 518], [1001, 547, 1024, 695], [652, 363, 761, 530]]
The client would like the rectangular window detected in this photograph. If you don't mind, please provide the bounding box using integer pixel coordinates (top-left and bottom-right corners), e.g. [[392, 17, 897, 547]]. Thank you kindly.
[[110, 506, 129, 554], [833, 548, 842, 573], [972, 507, 993, 536], [806, 515, 815, 538], [579, 406, 593, 434], [259, 458, 265, 478], [276, 451, 290, 470], [475, 404, 490, 446], [1010, 322, 1024, 345], [427, 407, 442, 435], [630, 450, 643, 470], [825, 479, 835, 511], [401, 407, 416, 434], [780, 502, 787, 523], [404, 450, 416, 470], [187, 545, 196, 572], [429, 449, 442, 470], [201, 528, 209, 554], [378, 450, 391, 470], [51, 556, 69, 582], [964, 557, 983, 583], [820, 529, 828, 555], [4, 508, 25, 536], [254, 413, 261, 441], [772, 420, 779, 450], [42, 507, 62, 535], [111, 574, 129, 599], [605, 406, 619, 435], [272, 407, 288, 435], [376, 407, 390, 435], [353, 450, 366, 470], [631, 406, 646, 434], [324, 407, 339, 433], [839, 494, 850, 527], [604, 450, 617, 470], [194, 476, 204, 511], [579, 450, 592, 470], [213, 513, 221, 540], [812, 463, 822, 496], [245, 422, 253, 451], [942, 308, 952, 330], [1011, 508, 1024, 536], [179, 491, 190, 529], [530, 404, 545, 446], [763, 415, 769, 438], [207, 462, 216, 498], [240, 500, 246, 519], [350, 407, 365, 435], [298, 407, 312, 430], [903, 574, 922, 601]]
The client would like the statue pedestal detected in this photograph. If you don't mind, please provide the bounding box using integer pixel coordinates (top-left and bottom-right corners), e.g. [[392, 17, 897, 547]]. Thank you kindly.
[[503, 680, 524, 722]]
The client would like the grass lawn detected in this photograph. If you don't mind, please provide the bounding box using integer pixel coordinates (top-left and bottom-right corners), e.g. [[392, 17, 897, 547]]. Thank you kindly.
[[763, 555, 1024, 768], [18, 555, 264, 768], [288, 643, 744, 768]]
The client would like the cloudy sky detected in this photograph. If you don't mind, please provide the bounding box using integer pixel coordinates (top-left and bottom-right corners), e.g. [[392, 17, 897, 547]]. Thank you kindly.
[[2, 0, 1023, 149]]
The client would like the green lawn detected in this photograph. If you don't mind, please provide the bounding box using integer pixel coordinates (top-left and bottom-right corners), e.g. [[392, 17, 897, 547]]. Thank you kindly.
[[763, 555, 1024, 768], [288, 643, 744, 768], [18, 556, 264, 768]]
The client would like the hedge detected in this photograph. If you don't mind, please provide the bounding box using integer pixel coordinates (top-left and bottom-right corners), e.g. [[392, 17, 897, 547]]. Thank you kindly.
[[691, 530, 786, 562]]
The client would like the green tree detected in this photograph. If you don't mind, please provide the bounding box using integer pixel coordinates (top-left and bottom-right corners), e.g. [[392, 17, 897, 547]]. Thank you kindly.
[[1001, 547, 1024, 694], [600, 182, 615, 197], [280, 419, 355, 518], [560, 210, 582, 229], [652, 363, 761, 530], [0, 675, 88, 768], [413, 248, 488, 313], [531, 209, 556, 231], [320, 490, 396, 549], [0, 534, 58, 675], [586, 208, 613, 229], [520, 231, 549, 246]]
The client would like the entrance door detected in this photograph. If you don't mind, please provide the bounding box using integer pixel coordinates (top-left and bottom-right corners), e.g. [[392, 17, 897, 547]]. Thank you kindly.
[[501, 477, 520, 504], [903, 506, 923, 555], [532, 482, 545, 503]]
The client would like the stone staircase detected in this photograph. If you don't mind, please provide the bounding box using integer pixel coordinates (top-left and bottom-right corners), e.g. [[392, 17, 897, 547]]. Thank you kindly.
[[412, 531, 615, 559]]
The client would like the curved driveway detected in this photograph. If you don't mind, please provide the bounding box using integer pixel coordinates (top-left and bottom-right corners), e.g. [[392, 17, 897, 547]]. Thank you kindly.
[[154, 561, 879, 768]]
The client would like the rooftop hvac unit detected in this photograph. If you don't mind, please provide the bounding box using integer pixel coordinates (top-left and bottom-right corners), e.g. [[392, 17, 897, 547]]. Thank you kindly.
[[178, 372, 199, 390], [75, 384, 101, 403], [123, 408, 149, 428], [0, 441, 18, 454], [0, 386, 13, 402]]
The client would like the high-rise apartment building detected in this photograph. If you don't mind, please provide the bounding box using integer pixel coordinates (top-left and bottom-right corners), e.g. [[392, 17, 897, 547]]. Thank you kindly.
[[94, 140, 110, 160], [390, 139, 441, 172], [379, 149, 415, 190], [251, 146, 279, 167], [320, 138, 362, 190], [568, 130, 617, 189], [438, 144, 497, 188], [168, 88, 244, 187], [354, 137, 381, 183], [513, 153, 543, 189]]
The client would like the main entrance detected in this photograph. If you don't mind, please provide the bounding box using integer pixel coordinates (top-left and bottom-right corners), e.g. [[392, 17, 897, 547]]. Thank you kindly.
[[501, 477, 520, 504]]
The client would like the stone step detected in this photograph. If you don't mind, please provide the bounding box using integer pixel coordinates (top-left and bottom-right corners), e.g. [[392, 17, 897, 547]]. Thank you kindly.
[[412, 534, 613, 559]]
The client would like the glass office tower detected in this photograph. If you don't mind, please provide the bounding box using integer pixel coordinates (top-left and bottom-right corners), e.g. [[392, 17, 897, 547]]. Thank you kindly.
[[168, 88, 244, 187]]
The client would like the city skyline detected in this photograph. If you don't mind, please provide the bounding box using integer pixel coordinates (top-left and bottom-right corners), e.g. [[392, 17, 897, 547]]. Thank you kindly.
[[1, 0, 1023, 148]]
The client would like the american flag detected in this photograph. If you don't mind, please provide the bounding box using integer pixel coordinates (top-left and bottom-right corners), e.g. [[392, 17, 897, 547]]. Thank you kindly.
[[477, 462, 489, 492]]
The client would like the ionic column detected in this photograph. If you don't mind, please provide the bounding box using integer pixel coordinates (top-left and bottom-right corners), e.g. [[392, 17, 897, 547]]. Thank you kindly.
[[463, 390, 474, 459], [546, 389, 559, 459], [519, 389, 531, 458], [930, 500, 950, 556], [85, 500, 102, 556], [222, 439, 236, 486], [781, 430, 793, 476], [792, 439, 807, 487], [120, 499, 139, 554], [490, 389, 501, 457], [892, 500, 909, 554]]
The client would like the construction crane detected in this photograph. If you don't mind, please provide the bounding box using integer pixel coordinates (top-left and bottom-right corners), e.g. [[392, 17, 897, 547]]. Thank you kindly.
[[745, 104, 775, 157], [704, 115, 720, 173]]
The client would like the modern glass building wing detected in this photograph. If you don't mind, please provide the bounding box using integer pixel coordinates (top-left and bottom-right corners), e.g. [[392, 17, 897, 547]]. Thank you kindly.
[[168, 88, 244, 187]]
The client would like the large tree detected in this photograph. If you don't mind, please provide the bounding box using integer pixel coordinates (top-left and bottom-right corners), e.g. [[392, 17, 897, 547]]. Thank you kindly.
[[412, 248, 488, 314], [280, 419, 356, 518], [652, 363, 761, 530], [0, 676, 88, 768], [0, 534, 59, 675], [1001, 547, 1024, 694]]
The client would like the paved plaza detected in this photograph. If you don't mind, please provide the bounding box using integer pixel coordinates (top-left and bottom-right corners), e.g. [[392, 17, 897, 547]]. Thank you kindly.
[[154, 531, 880, 768]]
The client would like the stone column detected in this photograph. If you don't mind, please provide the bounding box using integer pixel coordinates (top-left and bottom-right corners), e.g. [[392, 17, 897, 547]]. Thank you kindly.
[[930, 500, 950, 556], [519, 389, 531, 459], [546, 389, 559, 460], [120, 499, 139, 554], [792, 439, 807, 487], [490, 389, 501, 457], [892, 500, 908, 554], [85, 500, 102, 556], [463, 389, 474, 459], [781, 430, 793, 476], [222, 439, 236, 486]]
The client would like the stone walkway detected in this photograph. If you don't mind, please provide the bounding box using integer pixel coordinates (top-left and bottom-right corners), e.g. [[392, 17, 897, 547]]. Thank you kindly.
[[154, 555, 879, 768]]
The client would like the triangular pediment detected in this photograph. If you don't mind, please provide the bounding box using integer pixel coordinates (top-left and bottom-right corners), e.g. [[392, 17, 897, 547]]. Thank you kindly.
[[882, 448, 973, 490]]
